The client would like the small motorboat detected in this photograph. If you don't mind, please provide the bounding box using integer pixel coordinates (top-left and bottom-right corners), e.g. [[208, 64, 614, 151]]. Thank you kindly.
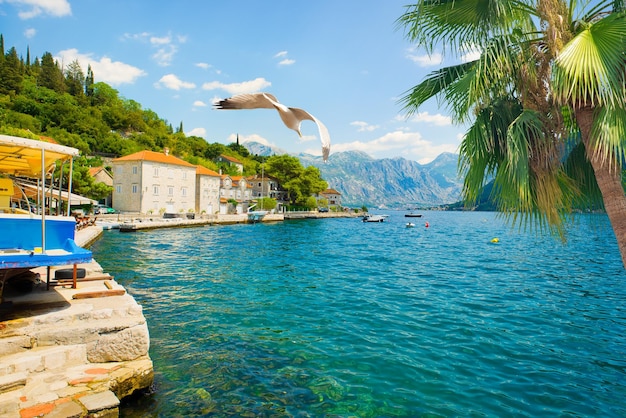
[[362, 214, 389, 223], [406, 222, 415, 228], [405, 213, 423, 218]]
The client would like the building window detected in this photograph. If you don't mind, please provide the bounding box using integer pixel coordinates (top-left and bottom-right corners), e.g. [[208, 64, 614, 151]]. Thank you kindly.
[[132, 184, 138, 194], [115, 185, 121, 193], [181, 187, 187, 197], [168, 187, 174, 197], [153, 186, 159, 195], [182, 171, 187, 180], [132, 166, 138, 175], [153, 167, 159, 177]]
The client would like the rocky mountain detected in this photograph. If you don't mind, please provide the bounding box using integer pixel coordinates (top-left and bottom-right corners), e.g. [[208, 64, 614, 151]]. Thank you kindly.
[[244, 141, 463, 208]]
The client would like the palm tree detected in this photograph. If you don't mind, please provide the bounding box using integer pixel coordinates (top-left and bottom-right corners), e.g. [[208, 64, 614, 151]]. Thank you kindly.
[[397, 0, 626, 267]]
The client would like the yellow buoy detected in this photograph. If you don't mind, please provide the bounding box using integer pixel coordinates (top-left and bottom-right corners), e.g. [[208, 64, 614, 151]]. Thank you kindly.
[[490, 238, 500, 243]]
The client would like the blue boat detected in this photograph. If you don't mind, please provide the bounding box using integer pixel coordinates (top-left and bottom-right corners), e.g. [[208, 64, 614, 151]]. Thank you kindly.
[[0, 134, 93, 301]]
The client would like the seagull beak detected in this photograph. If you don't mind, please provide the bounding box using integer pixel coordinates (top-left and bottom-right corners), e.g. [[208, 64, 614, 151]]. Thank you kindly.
[[296, 130, 303, 138]]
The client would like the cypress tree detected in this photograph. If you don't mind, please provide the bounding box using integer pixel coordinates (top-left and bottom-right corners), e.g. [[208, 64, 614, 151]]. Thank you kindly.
[[39, 52, 65, 92]]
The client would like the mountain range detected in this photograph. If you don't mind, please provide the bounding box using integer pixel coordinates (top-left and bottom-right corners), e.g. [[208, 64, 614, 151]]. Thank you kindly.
[[243, 141, 463, 208]]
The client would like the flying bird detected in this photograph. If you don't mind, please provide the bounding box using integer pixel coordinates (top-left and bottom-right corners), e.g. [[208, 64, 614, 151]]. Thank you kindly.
[[214, 92, 331, 161]]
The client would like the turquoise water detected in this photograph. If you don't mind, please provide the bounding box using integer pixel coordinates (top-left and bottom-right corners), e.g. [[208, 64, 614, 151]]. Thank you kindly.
[[90, 211, 626, 417]]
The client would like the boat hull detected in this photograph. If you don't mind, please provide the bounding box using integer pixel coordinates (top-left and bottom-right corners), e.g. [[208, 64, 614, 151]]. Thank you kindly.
[[0, 214, 92, 269]]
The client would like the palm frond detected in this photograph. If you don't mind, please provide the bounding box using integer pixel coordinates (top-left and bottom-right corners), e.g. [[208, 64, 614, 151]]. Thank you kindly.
[[398, 62, 475, 117], [590, 105, 626, 170], [396, 0, 536, 58], [553, 11, 626, 107]]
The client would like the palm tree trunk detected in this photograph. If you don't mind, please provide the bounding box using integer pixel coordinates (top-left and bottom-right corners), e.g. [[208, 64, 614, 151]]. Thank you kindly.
[[576, 107, 626, 268]]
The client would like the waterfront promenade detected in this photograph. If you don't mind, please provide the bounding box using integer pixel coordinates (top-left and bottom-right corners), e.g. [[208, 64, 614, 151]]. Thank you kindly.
[[0, 225, 153, 418]]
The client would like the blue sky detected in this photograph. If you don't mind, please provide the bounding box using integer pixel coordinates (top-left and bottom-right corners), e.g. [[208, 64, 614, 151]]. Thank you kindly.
[[1, 0, 471, 163]]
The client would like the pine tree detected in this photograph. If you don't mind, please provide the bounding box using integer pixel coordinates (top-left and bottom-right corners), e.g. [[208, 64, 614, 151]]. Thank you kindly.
[[39, 52, 65, 93], [0, 47, 23, 94]]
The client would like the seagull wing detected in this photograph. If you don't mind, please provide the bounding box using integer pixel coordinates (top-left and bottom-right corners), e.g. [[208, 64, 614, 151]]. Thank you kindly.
[[214, 92, 331, 162], [290, 107, 331, 162], [213, 93, 277, 110]]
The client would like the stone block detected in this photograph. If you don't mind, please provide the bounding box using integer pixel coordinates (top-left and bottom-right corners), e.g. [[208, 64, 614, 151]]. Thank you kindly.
[[86, 324, 149, 363], [0, 372, 26, 393], [0, 336, 32, 357], [78, 389, 119, 412], [12, 354, 43, 373]]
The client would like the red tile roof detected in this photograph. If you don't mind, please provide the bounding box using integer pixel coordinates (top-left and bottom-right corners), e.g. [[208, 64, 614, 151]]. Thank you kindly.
[[196, 165, 220, 176], [321, 188, 341, 195], [113, 150, 195, 167], [219, 154, 243, 164]]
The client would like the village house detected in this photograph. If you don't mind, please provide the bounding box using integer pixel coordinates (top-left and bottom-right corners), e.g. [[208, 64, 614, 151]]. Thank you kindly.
[[219, 175, 252, 214], [319, 188, 342, 209], [196, 165, 221, 215], [88, 166, 113, 206], [215, 154, 244, 174], [112, 148, 197, 215], [248, 174, 289, 212]]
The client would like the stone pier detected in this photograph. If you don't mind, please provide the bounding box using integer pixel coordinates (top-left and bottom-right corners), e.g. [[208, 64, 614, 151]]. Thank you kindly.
[[0, 226, 153, 417]]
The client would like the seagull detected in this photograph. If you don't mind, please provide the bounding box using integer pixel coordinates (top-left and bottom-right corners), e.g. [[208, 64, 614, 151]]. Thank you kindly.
[[214, 92, 331, 162]]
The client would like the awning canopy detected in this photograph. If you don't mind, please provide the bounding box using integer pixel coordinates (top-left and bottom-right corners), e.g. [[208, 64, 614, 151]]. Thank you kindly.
[[16, 183, 97, 205], [0, 134, 79, 178]]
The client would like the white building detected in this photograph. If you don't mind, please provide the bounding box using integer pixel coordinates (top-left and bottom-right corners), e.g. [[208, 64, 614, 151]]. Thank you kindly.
[[112, 149, 197, 215], [196, 165, 221, 215], [219, 175, 252, 214]]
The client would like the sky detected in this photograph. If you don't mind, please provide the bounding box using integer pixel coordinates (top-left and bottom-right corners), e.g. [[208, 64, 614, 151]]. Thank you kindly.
[[0, 0, 474, 164]]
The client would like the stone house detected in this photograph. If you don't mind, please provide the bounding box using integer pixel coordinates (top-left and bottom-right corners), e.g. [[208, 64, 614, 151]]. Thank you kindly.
[[319, 188, 342, 208], [195, 165, 221, 215], [112, 149, 197, 215], [219, 175, 252, 214], [248, 174, 289, 212], [215, 154, 244, 174], [88, 166, 113, 206]]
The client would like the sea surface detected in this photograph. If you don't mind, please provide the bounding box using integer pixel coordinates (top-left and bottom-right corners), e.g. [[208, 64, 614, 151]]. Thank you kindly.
[[90, 211, 626, 417]]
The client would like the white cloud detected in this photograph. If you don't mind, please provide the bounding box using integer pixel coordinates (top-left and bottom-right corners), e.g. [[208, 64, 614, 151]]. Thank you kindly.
[[55, 48, 146, 86], [152, 45, 178, 67], [154, 74, 196, 90], [405, 47, 443, 67], [202, 77, 271, 95], [409, 112, 452, 126], [331, 130, 459, 164], [122, 32, 150, 42], [123, 31, 184, 66], [7, 0, 71, 19], [186, 127, 206, 137], [239, 134, 273, 146], [150, 34, 171, 45], [274, 51, 294, 66], [193, 100, 207, 107], [350, 121, 379, 132], [196, 62, 210, 70], [461, 48, 481, 62], [24, 27, 36, 38]]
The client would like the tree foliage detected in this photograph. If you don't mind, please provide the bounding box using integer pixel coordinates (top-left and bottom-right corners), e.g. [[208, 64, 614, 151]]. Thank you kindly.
[[265, 155, 328, 206]]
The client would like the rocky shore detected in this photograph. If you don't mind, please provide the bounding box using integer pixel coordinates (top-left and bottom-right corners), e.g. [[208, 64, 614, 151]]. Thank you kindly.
[[0, 226, 153, 417]]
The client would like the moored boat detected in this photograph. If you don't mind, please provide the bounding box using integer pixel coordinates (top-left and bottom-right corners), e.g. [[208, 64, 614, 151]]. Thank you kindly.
[[247, 210, 268, 223], [405, 213, 423, 218], [362, 214, 389, 222], [0, 134, 93, 301]]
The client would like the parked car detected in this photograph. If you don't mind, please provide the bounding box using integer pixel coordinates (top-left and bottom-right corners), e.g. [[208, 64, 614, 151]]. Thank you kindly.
[[318, 207, 329, 212], [94, 205, 117, 214]]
